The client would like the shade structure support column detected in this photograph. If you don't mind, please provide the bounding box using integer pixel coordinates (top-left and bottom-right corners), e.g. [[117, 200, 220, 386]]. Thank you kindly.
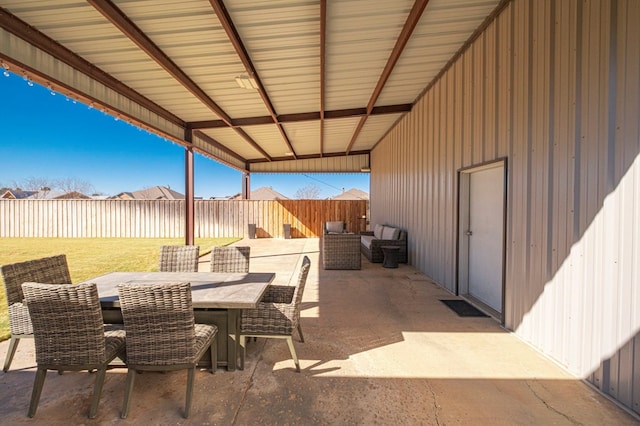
[[184, 130, 195, 246], [242, 172, 250, 200]]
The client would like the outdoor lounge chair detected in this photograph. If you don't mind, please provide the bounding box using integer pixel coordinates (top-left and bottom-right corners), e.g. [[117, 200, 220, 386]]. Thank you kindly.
[[210, 246, 250, 273], [158, 245, 200, 272], [239, 256, 311, 372], [21, 282, 126, 419], [322, 233, 361, 270], [117, 281, 217, 419], [1, 254, 72, 372], [324, 221, 346, 234]]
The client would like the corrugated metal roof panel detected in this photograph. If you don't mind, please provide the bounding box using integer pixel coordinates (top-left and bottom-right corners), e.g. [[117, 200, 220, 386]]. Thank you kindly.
[[282, 121, 321, 156], [351, 113, 405, 152], [199, 127, 260, 160], [228, 0, 321, 115], [114, 0, 271, 119], [193, 134, 245, 170], [323, 117, 361, 153], [325, 0, 414, 110], [4, 0, 218, 122], [378, 0, 501, 106], [241, 124, 290, 158], [1, 0, 504, 172]]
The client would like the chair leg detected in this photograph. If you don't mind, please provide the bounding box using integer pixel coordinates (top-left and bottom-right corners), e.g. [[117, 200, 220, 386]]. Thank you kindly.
[[3, 336, 20, 372], [88, 367, 107, 419], [239, 335, 246, 370], [184, 367, 195, 418], [28, 367, 47, 417], [297, 324, 305, 343], [121, 369, 136, 419], [285, 337, 300, 372], [210, 339, 217, 374]]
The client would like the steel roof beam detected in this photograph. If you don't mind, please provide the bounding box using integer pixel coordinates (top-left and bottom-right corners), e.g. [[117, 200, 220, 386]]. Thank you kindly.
[[192, 130, 247, 164], [87, 0, 272, 161], [187, 104, 412, 130], [248, 150, 370, 164], [0, 7, 183, 128], [209, 0, 297, 159], [320, 0, 327, 157], [345, 0, 430, 154]]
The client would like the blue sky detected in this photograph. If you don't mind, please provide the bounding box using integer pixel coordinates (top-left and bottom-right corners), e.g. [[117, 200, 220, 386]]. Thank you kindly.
[[0, 72, 368, 199]]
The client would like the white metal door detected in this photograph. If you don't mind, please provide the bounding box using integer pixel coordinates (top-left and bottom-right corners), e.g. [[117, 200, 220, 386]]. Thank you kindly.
[[467, 165, 504, 312]]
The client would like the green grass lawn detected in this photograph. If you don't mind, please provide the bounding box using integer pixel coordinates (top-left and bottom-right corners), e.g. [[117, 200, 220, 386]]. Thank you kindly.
[[0, 237, 240, 341]]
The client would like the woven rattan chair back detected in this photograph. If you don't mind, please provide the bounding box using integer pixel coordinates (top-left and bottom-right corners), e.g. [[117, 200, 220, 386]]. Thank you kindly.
[[21, 282, 125, 419], [1, 255, 71, 307], [210, 246, 250, 273], [158, 245, 200, 272], [117, 281, 217, 419], [240, 256, 311, 372], [290, 256, 312, 325], [0, 254, 72, 372]]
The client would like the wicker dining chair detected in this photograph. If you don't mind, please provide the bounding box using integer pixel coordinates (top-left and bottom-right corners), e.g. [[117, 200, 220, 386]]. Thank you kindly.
[[21, 282, 126, 419], [239, 256, 311, 372], [1, 254, 72, 372], [158, 245, 200, 272], [117, 281, 217, 419], [210, 246, 250, 273]]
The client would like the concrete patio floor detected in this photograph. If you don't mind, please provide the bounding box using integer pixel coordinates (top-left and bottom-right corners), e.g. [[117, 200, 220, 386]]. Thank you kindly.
[[0, 238, 637, 425]]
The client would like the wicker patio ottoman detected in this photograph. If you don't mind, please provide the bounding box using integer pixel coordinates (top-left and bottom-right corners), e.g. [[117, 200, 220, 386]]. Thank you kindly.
[[322, 233, 362, 270]]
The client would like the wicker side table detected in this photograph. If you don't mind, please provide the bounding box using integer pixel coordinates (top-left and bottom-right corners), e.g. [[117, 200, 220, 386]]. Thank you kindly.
[[381, 246, 400, 268], [322, 234, 361, 270]]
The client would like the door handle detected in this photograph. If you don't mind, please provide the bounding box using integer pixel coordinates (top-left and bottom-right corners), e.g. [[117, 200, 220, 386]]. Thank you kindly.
[[466, 230, 473, 236]]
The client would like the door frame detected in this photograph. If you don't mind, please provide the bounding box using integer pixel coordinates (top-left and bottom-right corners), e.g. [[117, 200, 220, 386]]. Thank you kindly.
[[456, 158, 508, 323]]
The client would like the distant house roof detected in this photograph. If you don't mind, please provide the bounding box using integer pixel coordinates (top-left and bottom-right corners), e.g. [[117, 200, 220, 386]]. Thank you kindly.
[[50, 191, 92, 199], [1, 190, 38, 199], [229, 186, 289, 200], [1, 189, 92, 199], [26, 190, 92, 199], [109, 186, 185, 200], [331, 188, 369, 201]]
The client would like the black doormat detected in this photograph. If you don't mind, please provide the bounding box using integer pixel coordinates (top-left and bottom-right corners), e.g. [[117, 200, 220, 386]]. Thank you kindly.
[[440, 299, 488, 317]]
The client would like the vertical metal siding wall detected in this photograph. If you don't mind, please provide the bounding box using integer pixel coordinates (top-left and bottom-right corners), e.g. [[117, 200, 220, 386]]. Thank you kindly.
[[371, 0, 640, 414]]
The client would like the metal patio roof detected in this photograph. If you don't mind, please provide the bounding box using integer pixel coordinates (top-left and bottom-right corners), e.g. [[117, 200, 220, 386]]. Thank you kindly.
[[0, 0, 505, 173]]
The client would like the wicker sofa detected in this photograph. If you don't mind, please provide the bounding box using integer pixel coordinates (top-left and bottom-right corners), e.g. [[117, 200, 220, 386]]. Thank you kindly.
[[360, 224, 408, 263]]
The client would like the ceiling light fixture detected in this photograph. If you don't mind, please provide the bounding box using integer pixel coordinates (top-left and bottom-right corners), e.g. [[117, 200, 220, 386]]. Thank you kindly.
[[360, 166, 371, 172], [235, 74, 258, 90]]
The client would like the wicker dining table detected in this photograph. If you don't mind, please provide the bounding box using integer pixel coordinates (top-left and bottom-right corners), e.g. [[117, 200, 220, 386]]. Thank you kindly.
[[80, 271, 275, 371]]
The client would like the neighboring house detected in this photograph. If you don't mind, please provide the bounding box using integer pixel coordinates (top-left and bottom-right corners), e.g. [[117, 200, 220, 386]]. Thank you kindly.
[[29, 190, 91, 199], [109, 186, 185, 200], [1, 189, 91, 199], [49, 191, 92, 200], [229, 186, 289, 200], [330, 188, 369, 201], [1, 189, 38, 199]]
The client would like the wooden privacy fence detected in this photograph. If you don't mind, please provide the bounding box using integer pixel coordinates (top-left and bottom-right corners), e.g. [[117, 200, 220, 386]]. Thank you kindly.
[[0, 199, 368, 238]]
